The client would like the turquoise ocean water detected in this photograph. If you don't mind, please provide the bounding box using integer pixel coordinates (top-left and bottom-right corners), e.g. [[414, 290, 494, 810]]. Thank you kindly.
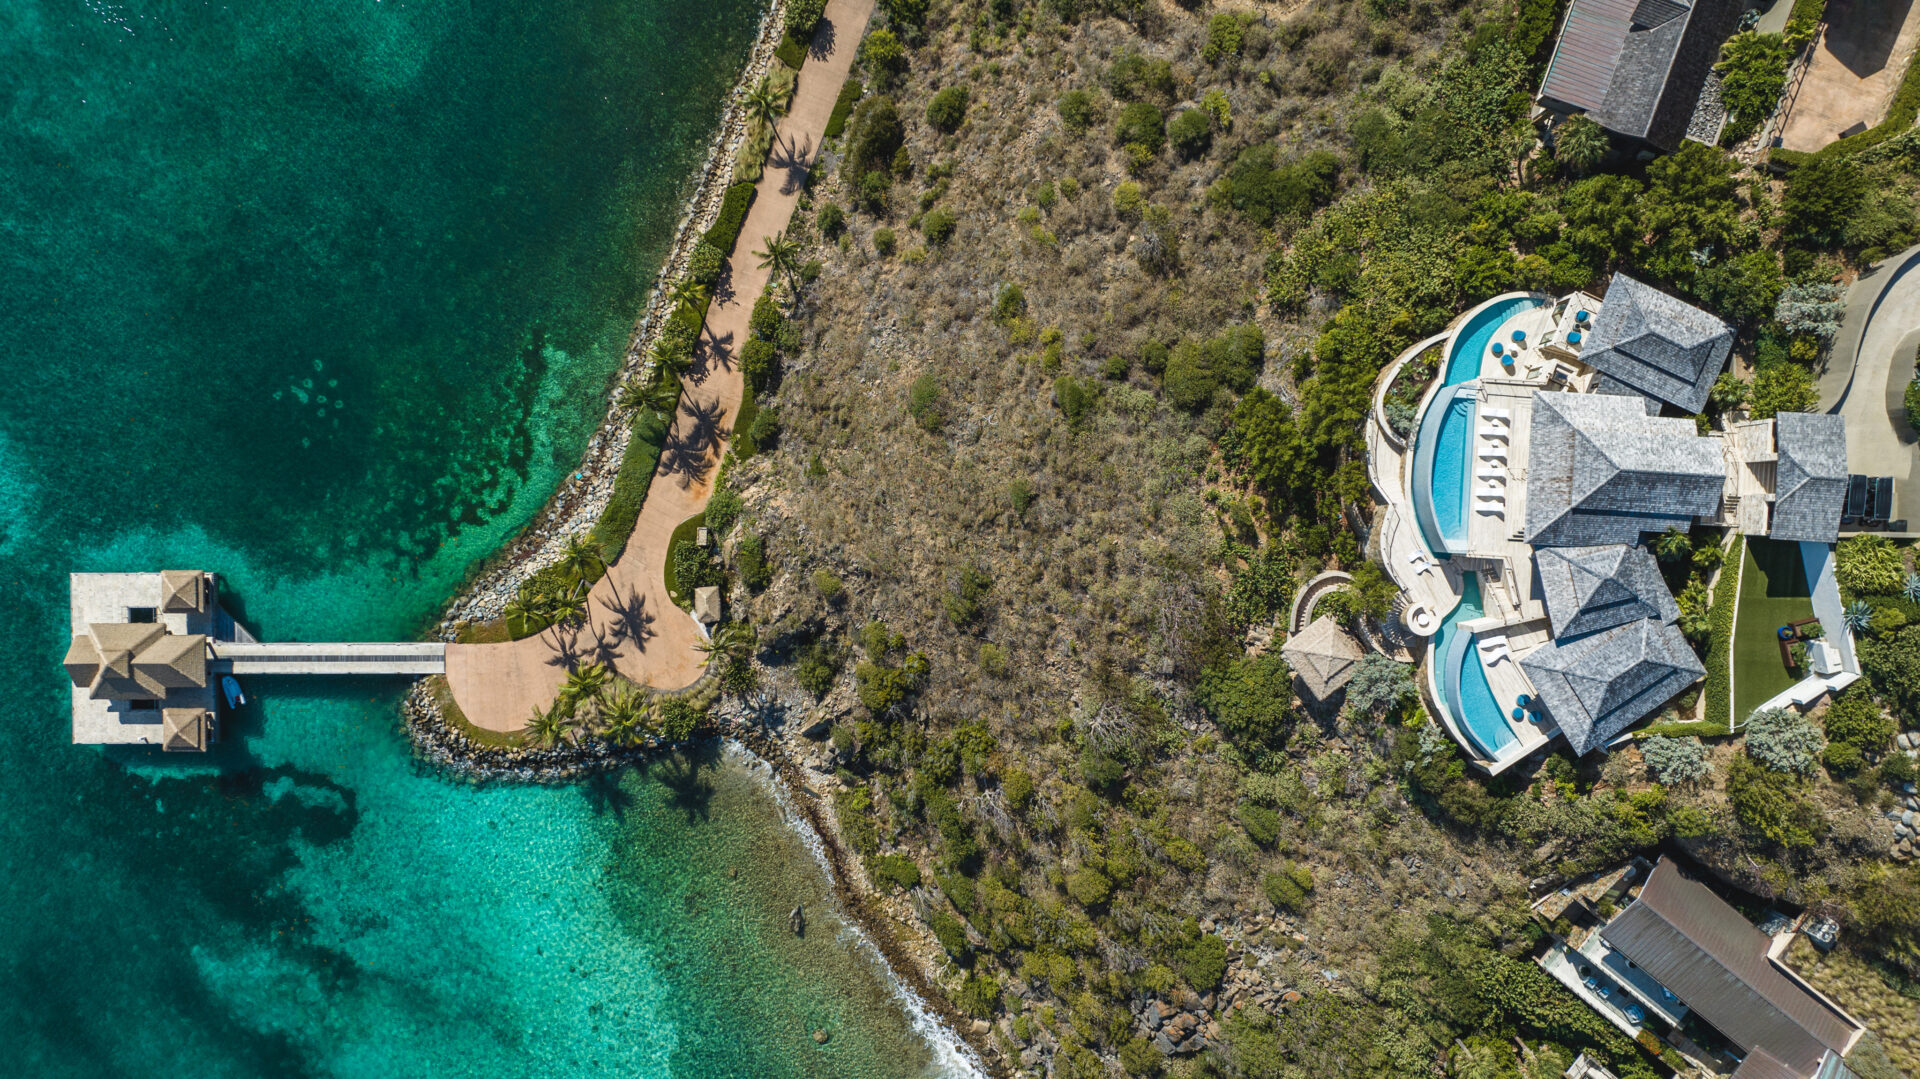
[[0, 2, 957, 1075]]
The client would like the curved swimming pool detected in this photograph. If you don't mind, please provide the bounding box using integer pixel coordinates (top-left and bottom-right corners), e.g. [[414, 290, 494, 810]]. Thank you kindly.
[[1430, 575, 1518, 759], [1443, 295, 1549, 385]]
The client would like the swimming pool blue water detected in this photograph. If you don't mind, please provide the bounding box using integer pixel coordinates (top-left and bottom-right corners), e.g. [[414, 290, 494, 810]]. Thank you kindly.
[[1443, 296, 1548, 385], [1430, 396, 1475, 546], [1432, 575, 1518, 758]]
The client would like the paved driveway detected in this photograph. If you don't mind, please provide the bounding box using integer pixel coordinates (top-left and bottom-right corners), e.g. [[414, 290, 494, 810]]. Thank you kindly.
[[1827, 245, 1920, 531], [1779, 0, 1920, 152]]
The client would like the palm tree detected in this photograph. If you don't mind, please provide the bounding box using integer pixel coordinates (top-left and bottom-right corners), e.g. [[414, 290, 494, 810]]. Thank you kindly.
[[599, 684, 643, 745], [1904, 572, 1920, 603], [1843, 600, 1874, 634], [666, 277, 708, 314], [560, 662, 612, 714], [557, 535, 606, 582], [503, 594, 540, 636], [1653, 528, 1692, 564], [695, 622, 756, 660], [755, 230, 800, 291], [744, 75, 784, 127], [550, 577, 591, 626], [526, 703, 567, 748]]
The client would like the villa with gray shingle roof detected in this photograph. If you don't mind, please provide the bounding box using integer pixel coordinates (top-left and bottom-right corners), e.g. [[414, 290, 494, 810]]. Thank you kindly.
[[1578, 274, 1734, 413], [1368, 281, 1855, 775], [1769, 413, 1849, 543], [1524, 390, 1727, 547], [1520, 615, 1705, 755], [1537, 0, 1743, 151], [1534, 544, 1679, 639]]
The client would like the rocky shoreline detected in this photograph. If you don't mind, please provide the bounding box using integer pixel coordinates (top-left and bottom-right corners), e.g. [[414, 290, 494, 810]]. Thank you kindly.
[[399, 680, 1004, 1076], [428, 0, 793, 636]]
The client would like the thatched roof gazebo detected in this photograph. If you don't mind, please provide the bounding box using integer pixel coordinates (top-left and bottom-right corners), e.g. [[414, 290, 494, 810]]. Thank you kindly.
[[1279, 615, 1367, 702]]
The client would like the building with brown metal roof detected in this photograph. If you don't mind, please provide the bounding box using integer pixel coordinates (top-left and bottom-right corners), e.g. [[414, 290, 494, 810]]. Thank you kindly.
[[1536, 0, 1743, 150], [1596, 858, 1865, 1078]]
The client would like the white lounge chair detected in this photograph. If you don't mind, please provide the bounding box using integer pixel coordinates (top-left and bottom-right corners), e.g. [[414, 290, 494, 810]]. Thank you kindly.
[[1477, 467, 1505, 481], [1478, 425, 1509, 439], [1478, 447, 1507, 461], [1405, 550, 1435, 576], [1476, 484, 1503, 498], [1482, 407, 1511, 420], [1475, 504, 1504, 516]]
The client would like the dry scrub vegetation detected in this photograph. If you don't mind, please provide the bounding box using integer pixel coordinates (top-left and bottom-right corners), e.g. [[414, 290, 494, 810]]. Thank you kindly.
[[689, 0, 1920, 1075]]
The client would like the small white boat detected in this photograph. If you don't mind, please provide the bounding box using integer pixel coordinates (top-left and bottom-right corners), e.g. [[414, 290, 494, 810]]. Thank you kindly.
[[221, 675, 246, 708]]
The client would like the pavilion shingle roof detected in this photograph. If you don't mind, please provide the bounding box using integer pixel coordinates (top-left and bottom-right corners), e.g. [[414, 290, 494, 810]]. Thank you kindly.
[[1279, 615, 1367, 701], [64, 624, 208, 700], [1538, 1, 1740, 149], [1524, 391, 1727, 548], [1519, 616, 1703, 754], [1770, 413, 1848, 544], [1600, 858, 1861, 1076], [1581, 274, 1734, 413], [1533, 544, 1680, 639]]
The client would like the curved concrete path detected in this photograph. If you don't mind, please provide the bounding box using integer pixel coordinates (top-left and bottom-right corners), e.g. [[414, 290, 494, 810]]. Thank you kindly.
[[444, 0, 875, 732], [1825, 243, 1920, 532]]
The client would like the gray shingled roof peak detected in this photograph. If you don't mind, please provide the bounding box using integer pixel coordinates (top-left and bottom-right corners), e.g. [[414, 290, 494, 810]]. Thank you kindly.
[[1581, 274, 1733, 412], [1520, 616, 1704, 754], [1534, 544, 1680, 639], [1770, 412, 1848, 544], [1524, 391, 1726, 548]]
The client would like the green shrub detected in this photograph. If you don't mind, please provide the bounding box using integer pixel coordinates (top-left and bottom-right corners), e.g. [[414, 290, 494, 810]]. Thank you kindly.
[[1642, 735, 1712, 786], [811, 569, 844, 602], [1053, 375, 1098, 427], [703, 182, 757, 251], [956, 974, 1000, 1017], [1066, 864, 1114, 908], [1838, 535, 1907, 596], [1002, 767, 1035, 811], [739, 338, 777, 394], [774, 30, 807, 70], [745, 407, 780, 451], [1703, 535, 1743, 726], [846, 95, 904, 180], [872, 226, 897, 255], [658, 697, 701, 741], [1745, 707, 1826, 775], [1262, 862, 1314, 913], [816, 201, 847, 239], [1167, 108, 1212, 159], [1113, 101, 1165, 156], [1104, 50, 1174, 102], [736, 533, 771, 592], [1222, 146, 1340, 227], [1169, 923, 1227, 990], [824, 78, 863, 139], [589, 409, 670, 561], [784, 0, 826, 40], [920, 207, 957, 245], [1862, 626, 1920, 723], [873, 853, 923, 892], [1906, 376, 1919, 430], [862, 28, 909, 86], [1727, 755, 1822, 848], [992, 283, 1026, 324], [930, 910, 971, 959], [1749, 359, 1817, 418], [907, 373, 944, 430], [1716, 33, 1793, 144], [1197, 653, 1295, 749], [926, 85, 970, 132], [686, 241, 725, 286], [1112, 180, 1145, 219], [1056, 88, 1100, 130], [1237, 802, 1281, 847], [1203, 13, 1243, 63], [796, 638, 841, 696], [943, 564, 992, 627]]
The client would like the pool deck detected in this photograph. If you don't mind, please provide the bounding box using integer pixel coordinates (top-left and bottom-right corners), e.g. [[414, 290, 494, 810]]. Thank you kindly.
[[1368, 294, 1600, 772]]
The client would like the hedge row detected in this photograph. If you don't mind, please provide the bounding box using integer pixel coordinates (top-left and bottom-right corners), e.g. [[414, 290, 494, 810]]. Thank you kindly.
[[1771, 27, 1920, 167], [703, 181, 757, 252], [774, 30, 807, 70], [1705, 534, 1745, 729], [590, 408, 672, 562], [824, 78, 863, 140]]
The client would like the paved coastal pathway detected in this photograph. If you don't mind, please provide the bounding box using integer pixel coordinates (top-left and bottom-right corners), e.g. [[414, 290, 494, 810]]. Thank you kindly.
[[445, 0, 875, 732]]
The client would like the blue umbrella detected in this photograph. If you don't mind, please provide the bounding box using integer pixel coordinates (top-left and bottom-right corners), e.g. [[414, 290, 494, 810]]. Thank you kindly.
[[1517, 694, 1532, 708], [1491, 341, 1504, 356], [1511, 329, 1526, 344], [1511, 708, 1526, 722], [1574, 310, 1589, 323], [1567, 330, 1582, 345]]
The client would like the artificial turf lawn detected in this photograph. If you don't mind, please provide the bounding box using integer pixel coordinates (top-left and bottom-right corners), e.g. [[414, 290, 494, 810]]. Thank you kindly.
[[1733, 537, 1815, 722]]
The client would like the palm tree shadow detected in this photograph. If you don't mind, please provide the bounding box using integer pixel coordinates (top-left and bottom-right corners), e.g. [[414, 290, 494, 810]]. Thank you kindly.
[[544, 619, 585, 671], [809, 19, 836, 62], [581, 767, 636, 820], [772, 133, 814, 196], [597, 583, 657, 654], [658, 398, 729, 485], [644, 743, 719, 823], [694, 326, 738, 381]]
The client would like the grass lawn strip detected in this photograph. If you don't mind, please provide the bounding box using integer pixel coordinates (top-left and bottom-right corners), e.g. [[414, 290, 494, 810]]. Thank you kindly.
[[1732, 537, 1816, 722]]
